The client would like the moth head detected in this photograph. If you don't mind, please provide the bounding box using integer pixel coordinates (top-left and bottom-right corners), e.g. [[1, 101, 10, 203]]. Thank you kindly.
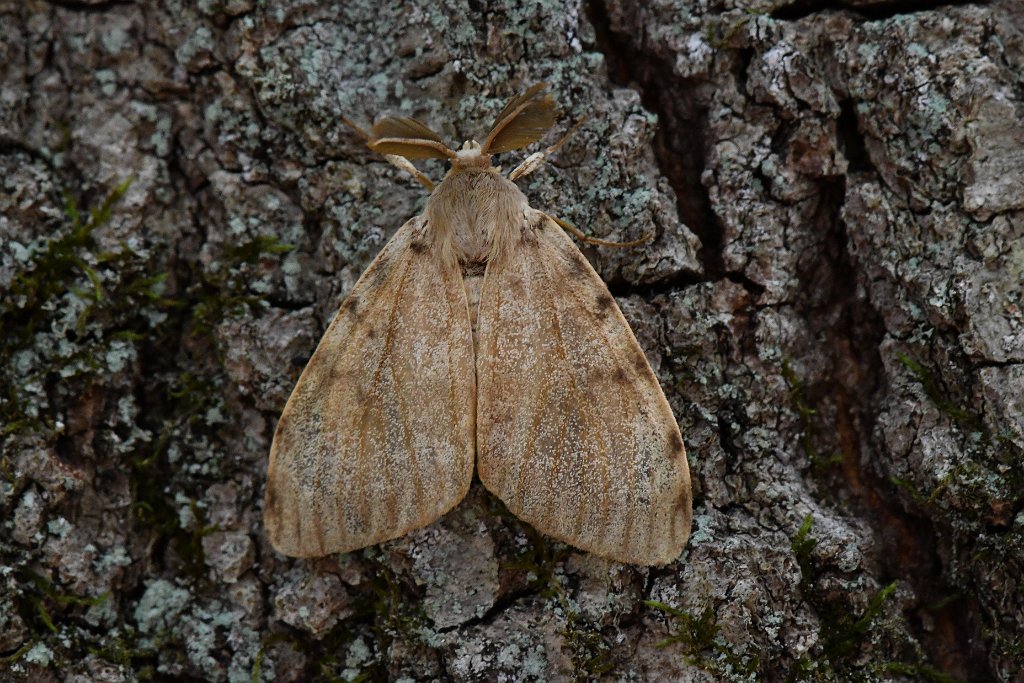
[[364, 118, 493, 172], [355, 84, 558, 180], [452, 140, 492, 170]]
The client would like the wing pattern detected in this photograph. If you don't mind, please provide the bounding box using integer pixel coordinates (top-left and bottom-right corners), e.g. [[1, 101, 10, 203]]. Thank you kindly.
[[476, 209, 691, 565], [265, 217, 476, 557]]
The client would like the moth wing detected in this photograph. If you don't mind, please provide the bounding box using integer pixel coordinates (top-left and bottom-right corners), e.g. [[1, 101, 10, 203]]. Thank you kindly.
[[476, 210, 692, 565], [265, 217, 475, 557]]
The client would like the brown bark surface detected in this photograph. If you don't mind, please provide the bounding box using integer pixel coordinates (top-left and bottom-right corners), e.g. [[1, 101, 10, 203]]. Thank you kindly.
[[1, 1, 1022, 681]]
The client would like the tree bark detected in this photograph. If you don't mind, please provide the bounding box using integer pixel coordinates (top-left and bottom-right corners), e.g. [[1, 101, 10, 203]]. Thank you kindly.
[[1, 0, 1022, 681]]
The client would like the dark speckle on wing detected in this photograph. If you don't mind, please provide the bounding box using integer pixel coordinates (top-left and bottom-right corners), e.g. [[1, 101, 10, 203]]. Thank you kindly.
[[265, 481, 281, 519], [634, 353, 651, 374], [342, 296, 361, 317], [365, 257, 393, 290], [668, 430, 685, 455], [595, 293, 616, 318], [568, 255, 590, 278]]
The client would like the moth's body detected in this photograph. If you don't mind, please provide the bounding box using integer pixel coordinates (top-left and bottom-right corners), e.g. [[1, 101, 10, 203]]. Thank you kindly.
[[265, 86, 693, 566], [426, 152, 527, 339], [429, 152, 525, 264]]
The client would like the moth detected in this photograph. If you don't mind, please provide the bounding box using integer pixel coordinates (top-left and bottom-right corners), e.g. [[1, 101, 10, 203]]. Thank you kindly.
[[264, 84, 692, 565]]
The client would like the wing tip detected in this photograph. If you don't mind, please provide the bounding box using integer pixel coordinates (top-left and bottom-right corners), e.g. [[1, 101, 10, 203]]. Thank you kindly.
[[262, 470, 476, 560]]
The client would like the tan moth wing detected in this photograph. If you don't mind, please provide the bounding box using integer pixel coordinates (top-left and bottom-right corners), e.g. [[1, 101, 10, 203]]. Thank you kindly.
[[265, 218, 475, 557], [476, 209, 692, 566]]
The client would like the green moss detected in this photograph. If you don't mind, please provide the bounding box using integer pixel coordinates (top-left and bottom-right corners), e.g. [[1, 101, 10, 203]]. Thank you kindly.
[[564, 617, 614, 681], [359, 556, 427, 641], [822, 581, 898, 660], [23, 570, 111, 609], [0, 180, 135, 437], [791, 514, 818, 585], [281, 555, 431, 681], [706, 7, 771, 50], [482, 494, 624, 679], [189, 235, 294, 335], [645, 601, 716, 649], [2, 179, 132, 341], [112, 230, 291, 575], [3, 564, 164, 676], [486, 494, 570, 596], [0, 642, 34, 665], [534, 571, 616, 681], [786, 517, 961, 681], [250, 634, 297, 683], [888, 474, 949, 507], [1, 177, 297, 678], [645, 601, 760, 679], [896, 353, 983, 432], [791, 516, 891, 669], [480, 494, 623, 679], [893, 352, 1024, 541], [881, 661, 960, 683], [781, 360, 844, 472]]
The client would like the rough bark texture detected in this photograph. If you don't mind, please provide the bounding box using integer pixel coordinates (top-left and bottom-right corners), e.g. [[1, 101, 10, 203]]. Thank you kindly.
[[1, 0, 1022, 681]]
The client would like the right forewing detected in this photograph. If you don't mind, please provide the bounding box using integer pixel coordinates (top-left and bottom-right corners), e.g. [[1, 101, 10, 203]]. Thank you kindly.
[[476, 210, 692, 565], [265, 218, 475, 557]]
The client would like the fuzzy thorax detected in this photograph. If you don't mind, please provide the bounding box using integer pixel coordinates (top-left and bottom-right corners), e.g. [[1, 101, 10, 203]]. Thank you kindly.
[[425, 145, 528, 271]]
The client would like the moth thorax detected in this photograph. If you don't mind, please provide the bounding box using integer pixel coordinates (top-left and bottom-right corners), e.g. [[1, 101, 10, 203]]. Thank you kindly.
[[426, 166, 527, 268]]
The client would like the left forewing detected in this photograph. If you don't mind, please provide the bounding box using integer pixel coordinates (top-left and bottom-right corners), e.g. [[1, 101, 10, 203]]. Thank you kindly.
[[265, 218, 475, 557], [476, 210, 692, 566]]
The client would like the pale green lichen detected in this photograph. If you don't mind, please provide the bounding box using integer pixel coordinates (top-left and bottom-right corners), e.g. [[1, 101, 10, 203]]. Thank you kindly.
[[45, 517, 71, 539], [23, 643, 54, 667], [345, 637, 371, 668], [134, 579, 191, 639], [687, 513, 715, 546], [95, 545, 133, 572], [175, 26, 215, 67], [182, 603, 238, 673], [95, 69, 118, 97]]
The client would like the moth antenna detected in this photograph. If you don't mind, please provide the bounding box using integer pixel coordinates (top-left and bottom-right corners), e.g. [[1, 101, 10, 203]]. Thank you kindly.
[[341, 115, 372, 142], [482, 83, 557, 155], [508, 117, 587, 182], [369, 116, 459, 160], [341, 115, 438, 190], [550, 215, 653, 249]]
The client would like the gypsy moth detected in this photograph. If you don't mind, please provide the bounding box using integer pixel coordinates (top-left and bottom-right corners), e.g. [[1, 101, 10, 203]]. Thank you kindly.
[[264, 85, 692, 565]]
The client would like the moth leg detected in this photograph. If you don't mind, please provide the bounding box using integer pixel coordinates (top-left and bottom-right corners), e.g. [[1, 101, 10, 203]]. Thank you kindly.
[[549, 215, 652, 249], [383, 154, 436, 191], [508, 118, 587, 182]]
